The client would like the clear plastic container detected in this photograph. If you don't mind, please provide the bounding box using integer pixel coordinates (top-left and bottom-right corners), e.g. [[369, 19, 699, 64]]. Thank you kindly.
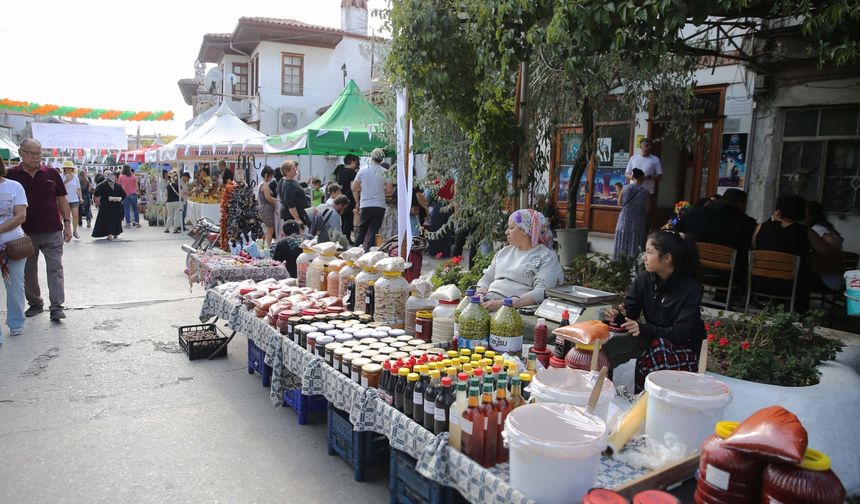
[[327, 260, 345, 297], [374, 271, 410, 328], [338, 260, 359, 298], [295, 246, 318, 287], [432, 300, 460, 344], [489, 297, 524, 355], [453, 287, 476, 340], [457, 296, 490, 350], [307, 246, 337, 292], [355, 267, 380, 312]]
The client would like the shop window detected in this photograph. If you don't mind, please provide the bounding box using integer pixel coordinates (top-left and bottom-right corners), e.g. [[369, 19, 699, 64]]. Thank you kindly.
[[282, 53, 304, 96], [779, 106, 860, 214]]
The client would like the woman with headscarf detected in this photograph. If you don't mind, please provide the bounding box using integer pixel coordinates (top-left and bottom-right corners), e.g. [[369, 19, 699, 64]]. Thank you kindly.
[[476, 209, 564, 311], [92, 171, 126, 241]]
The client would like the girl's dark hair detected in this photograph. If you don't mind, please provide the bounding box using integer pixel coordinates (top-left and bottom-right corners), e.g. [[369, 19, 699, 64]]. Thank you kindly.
[[631, 168, 645, 181], [805, 201, 843, 241], [648, 230, 700, 279], [122, 165, 132, 177], [326, 183, 341, 197], [261, 166, 274, 179], [775, 194, 806, 222], [282, 220, 303, 236]]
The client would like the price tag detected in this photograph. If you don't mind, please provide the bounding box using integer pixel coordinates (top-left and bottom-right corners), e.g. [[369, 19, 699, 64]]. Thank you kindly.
[[461, 418, 473, 435], [361, 377, 368, 387], [351, 371, 359, 382], [705, 464, 731, 491]]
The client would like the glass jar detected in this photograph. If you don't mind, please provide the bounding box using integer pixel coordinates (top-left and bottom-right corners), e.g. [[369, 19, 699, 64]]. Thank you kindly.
[[316, 335, 334, 358], [307, 331, 324, 354], [405, 294, 436, 337], [295, 246, 318, 287], [335, 333, 353, 344], [431, 300, 459, 344], [371, 354, 390, 366], [333, 347, 351, 374], [342, 352, 360, 376], [277, 312, 294, 336], [415, 310, 433, 342], [324, 342, 343, 367], [361, 363, 384, 388], [351, 357, 371, 383]]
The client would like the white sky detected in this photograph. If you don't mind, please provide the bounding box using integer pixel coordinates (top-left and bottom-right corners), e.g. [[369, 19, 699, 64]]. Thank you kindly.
[[2, 0, 389, 137]]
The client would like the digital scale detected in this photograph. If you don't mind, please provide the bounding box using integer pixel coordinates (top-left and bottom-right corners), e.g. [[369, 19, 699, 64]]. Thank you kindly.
[[535, 285, 618, 324]]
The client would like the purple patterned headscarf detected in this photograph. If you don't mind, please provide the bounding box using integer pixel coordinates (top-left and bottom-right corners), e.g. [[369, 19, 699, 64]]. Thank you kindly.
[[509, 209, 553, 248]]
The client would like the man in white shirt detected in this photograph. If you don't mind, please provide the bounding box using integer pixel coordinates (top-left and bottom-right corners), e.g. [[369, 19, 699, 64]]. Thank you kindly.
[[352, 148, 388, 250], [625, 138, 662, 194]]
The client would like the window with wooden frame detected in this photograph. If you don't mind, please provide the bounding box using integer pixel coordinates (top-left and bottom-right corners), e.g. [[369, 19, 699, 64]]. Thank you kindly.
[[249, 54, 259, 97], [282, 53, 304, 96], [231, 62, 248, 100]]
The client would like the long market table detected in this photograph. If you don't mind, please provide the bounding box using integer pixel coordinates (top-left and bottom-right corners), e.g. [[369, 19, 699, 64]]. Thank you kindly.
[[186, 201, 220, 223], [187, 252, 288, 290], [199, 289, 692, 503]]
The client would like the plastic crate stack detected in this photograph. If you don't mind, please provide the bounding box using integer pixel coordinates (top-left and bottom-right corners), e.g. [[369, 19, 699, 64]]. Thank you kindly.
[[327, 404, 390, 482], [389, 449, 464, 504], [247, 339, 273, 387], [283, 388, 328, 425]]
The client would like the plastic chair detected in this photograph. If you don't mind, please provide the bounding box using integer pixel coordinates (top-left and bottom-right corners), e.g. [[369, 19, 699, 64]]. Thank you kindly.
[[746, 250, 801, 312], [696, 242, 737, 310]]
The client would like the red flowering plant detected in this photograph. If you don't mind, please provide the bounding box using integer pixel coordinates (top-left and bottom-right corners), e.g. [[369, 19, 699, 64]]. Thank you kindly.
[[430, 252, 495, 292], [706, 307, 842, 386]]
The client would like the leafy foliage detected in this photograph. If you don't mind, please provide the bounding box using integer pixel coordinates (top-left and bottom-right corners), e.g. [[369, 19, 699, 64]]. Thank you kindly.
[[564, 253, 638, 296], [430, 253, 496, 293], [706, 307, 843, 387]]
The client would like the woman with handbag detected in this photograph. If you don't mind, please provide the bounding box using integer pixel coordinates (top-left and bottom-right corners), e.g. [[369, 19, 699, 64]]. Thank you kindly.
[[92, 171, 126, 241], [0, 157, 29, 342]]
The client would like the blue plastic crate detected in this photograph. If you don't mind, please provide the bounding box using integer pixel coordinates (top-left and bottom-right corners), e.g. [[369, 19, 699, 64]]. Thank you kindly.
[[247, 339, 272, 387], [327, 404, 389, 482], [282, 388, 328, 425], [389, 449, 463, 504]]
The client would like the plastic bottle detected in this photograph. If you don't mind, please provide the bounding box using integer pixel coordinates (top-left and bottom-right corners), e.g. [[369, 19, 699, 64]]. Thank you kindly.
[[461, 386, 484, 465], [364, 280, 376, 317], [533, 317, 548, 351], [453, 287, 476, 340], [519, 372, 533, 402], [434, 376, 456, 434], [448, 373, 469, 452], [308, 247, 336, 291], [494, 376, 510, 464], [479, 383, 498, 467], [423, 370, 442, 430], [458, 296, 490, 351], [374, 270, 409, 327], [394, 367, 409, 412], [404, 372, 419, 418], [338, 259, 359, 298], [379, 360, 392, 404], [508, 375, 526, 410], [431, 299, 460, 344], [553, 309, 572, 361], [526, 352, 537, 377], [412, 366, 429, 424]]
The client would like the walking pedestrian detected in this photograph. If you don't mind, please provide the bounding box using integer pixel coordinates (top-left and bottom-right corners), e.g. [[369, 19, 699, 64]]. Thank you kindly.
[[352, 148, 387, 250], [118, 165, 140, 228], [78, 169, 93, 229], [92, 171, 126, 241], [61, 161, 82, 239], [338, 155, 359, 243], [613, 168, 649, 260], [165, 172, 183, 234], [179, 172, 191, 229], [7, 138, 73, 321], [0, 157, 28, 342], [258, 166, 277, 245]]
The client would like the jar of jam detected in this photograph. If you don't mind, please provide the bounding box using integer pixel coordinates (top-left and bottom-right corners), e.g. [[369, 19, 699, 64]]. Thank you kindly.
[[378, 346, 397, 355], [342, 340, 360, 349], [390, 351, 409, 361], [583, 489, 629, 504], [316, 336, 334, 358], [371, 355, 389, 366], [286, 315, 302, 339], [415, 311, 433, 342], [351, 357, 371, 383], [294, 324, 312, 347], [340, 310, 354, 320], [333, 347, 351, 373], [352, 344, 370, 353], [360, 350, 379, 359], [302, 308, 322, 317], [632, 490, 679, 504], [381, 337, 397, 345], [359, 337, 377, 345], [361, 363, 383, 388], [306, 331, 323, 354], [371, 330, 388, 340], [761, 448, 845, 504], [696, 421, 763, 502], [565, 342, 611, 372], [390, 342, 407, 349], [324, 342, 343, 367], [358, 314, 373, 324], [277, 312, 292, 336], [300, 315, 314, 325], [369, 342, 386, 350], [335, 334, 353, 344], [342, 352, 360, 376]]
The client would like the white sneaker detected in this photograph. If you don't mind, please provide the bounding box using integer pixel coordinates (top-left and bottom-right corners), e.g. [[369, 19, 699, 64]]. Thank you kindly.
[[10, 327, 23, 336]]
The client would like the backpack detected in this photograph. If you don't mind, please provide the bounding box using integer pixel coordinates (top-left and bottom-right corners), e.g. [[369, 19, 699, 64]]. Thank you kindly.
[[308, 207, 334, 242]]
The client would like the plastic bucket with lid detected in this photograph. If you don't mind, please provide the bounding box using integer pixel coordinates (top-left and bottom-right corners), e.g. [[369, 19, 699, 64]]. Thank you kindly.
[[529, 367, 616, 421], [644, 371, 731, 456], [503, 403, 607, 504], [845, 270, 860, 316]]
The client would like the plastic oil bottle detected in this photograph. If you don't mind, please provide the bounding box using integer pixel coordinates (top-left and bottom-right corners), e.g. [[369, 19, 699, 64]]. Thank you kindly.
[[423, 370, 442, 430], [448, 373, 469, 451], [493, 376, 510, 464], [433, 376, 455, 434], [460, 386, 484, 464]]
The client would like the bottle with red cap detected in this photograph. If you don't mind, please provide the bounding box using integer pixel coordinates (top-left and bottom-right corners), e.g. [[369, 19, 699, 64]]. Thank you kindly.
[[434, 376, 456, 434], [379, 360, 393, 404], [551, 309, 572, 368]]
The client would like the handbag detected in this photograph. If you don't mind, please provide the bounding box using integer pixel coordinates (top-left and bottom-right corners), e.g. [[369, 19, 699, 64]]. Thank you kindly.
[[5, 235, 34, 260]]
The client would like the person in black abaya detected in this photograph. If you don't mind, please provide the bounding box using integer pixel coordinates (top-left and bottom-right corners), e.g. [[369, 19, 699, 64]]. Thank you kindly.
[[92, 172, 126, 241]]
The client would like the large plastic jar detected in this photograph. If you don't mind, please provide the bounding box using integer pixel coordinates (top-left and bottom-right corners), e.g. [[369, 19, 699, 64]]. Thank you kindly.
[[761, 448, 846, 504], [694, 422, 763, 504], [354, 267, 380, 313], [338, 260, 359, 298], [489, 298, 524, 355], [504, 403, 607, 504], [565, 343, 610, 372], [373, 270, 410, 328], [431, 300, 460, 344], [529, 367, 616, 422], [644, 371, 732, 456], [295, 246, 318, 287], [308, 249, 337, 292], [457, 297, 490, 351]]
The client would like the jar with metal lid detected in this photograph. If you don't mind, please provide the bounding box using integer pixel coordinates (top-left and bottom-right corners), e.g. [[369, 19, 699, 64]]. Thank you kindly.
[[355, 329, 374, 340], [342, 340, 360, 349], [361, 363, 384, 388], [333, 347, 351, 374], [358, 313, 373, 324], [316, 335, 334, 358], [390, 351, 409, 361], [325, 342, 343, 366], [359, 338, 377, 346], [351, 357, 371, 383], [390, 342, 407, 350], [360, 350, 379, 359], [352, 344, 370, 353], [335, 334, 353, 344], [316, 323, 334, 333], [415, 310, 433, 342], [760, 448, 845, 504], [300, 315, 315, 325], [408, 338, 426, 347], [371, 330, 388, 339], [378, 346, 397, 355], [294, 324, 313, 346], [343, 327, 359, 336], [277, 312, 293, 335], [367, 321, 383, 330], [342, 353, 361, 376], [369, 342, 386, 350], [325, 329, 343, 338], [371, 354, 390, 366], [340, 311, 355, 321], [285, 315, 302, 339], [304, 308, 322, 317], [381, 337, 397, 345], [417, 343, 434, 351], [410, 350, 425, 359], [307, 331, 324, 354]]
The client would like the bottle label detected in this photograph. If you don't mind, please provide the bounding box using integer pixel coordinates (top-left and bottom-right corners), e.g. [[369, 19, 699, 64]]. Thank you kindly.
[[361, 376, 368, 387], [412, 392, 423, 405], [483, 417, 488, 430], [449, 412, 459, 426], [705, 464, 731, 491], [453, 322, 459, 338], [489, 334, 523, 353], [434, 407, 446, 422], [351, 371, 359, 382], [497, 412, 503, 425], [425, 403, 435, 416], [458, 337, 488, 351], [461, 418, 473, 435], [416, 324, 422, 334]]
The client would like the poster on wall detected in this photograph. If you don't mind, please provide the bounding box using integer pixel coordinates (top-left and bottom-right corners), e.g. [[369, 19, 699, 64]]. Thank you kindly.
[[718, 133, 748, 191], [592, 167, 626, 206], [558, 132, 583, 203], [597, 138, 612, 166]]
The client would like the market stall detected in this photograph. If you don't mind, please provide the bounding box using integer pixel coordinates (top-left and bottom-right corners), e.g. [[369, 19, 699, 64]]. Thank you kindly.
[[187, 250, 287, 290], [186, 201, 221, 223]]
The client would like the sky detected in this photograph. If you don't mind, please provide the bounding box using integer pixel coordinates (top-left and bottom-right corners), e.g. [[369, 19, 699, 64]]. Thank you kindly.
[[2, 0, 389, 137]]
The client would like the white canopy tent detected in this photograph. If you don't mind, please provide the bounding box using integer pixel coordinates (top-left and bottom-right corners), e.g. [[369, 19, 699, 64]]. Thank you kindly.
[[158, 102, 267, 161], [0, 130, 19, 159]]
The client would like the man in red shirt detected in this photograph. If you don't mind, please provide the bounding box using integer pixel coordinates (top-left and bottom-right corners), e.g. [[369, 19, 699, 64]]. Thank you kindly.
[[8, 139, 73, 321]]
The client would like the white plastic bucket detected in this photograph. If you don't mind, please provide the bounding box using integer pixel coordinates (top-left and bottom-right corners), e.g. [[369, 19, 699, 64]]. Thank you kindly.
[[504, 403, 607, 504], [644, 370, 732, 456], [845, 270, 860, 317], [529, 367, 616, 421]]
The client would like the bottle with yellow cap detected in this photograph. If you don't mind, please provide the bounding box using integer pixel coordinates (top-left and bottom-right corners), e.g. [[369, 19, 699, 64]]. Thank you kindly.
[[394, 367, 410, 412], [474, 346, 486, 355], [423, 370, 442, 430], [519, 372, 533, 402], [462, 363, 473, 375], [404, 372, 420, 418], [413, 365, 430, 424], [761, 448, 845, 504], [471, 354, 481, 362], [485, 350, 496, 360], [459, 348, 472, 357], [447, 350, 459, 359]]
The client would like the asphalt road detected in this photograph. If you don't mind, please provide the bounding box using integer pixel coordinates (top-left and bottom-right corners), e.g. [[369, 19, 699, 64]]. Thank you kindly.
[[0, 221, 390, 503]]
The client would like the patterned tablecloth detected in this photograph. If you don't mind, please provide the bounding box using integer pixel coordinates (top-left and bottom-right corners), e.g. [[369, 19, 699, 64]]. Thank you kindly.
[[187, 251, 288, 290], [198, 295, 651, 504]]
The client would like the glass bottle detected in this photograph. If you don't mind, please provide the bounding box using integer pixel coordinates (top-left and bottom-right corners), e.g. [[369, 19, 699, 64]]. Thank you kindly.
[[434, 376, 455, 434], [494, 377, 510, 464], [479, 383, 497, 468], [554, 309, 571, 359], [394, 367, 409, 412], [412, 365, 429, 424], [423, 370, 442, 430], [448, 373, 469, 452], [526, 352, 537, 377], [533, 317, 548, 351], [508, 375, 526, 410], [460, 386, 484, 465], [346, 277, 357, 311], [519, 372, 533, 402], [365, 280, 376, 318], [404, 372, 419, 418], [379, 360, 392, 404]]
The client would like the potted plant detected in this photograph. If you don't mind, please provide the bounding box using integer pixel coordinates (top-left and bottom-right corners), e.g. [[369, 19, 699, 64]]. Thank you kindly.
[[430, 253, 495, 293], [564, 253, 637, 296]]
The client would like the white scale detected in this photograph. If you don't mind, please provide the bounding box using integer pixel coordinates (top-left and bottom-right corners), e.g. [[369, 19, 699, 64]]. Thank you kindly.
[[535, 285, 617, 324]]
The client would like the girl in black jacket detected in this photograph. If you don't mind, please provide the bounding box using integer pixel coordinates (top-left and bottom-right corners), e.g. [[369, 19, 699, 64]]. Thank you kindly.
[[607, 230, 705, 392]]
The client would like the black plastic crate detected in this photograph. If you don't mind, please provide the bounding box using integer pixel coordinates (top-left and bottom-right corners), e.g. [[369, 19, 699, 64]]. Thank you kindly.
[[389, 449, 463, 504], [283, 388, 328, 425], [247, 339, 273, 387], [327, 404, 389, 482], [178, 323, 229, 361]]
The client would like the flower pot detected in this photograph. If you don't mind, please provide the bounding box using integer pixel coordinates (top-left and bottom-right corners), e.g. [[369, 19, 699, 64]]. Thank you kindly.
[[557, 228, 589, 267]]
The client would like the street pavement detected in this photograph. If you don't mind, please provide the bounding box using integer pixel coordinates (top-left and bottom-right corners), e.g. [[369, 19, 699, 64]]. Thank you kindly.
[[0, 221, 390, 503]]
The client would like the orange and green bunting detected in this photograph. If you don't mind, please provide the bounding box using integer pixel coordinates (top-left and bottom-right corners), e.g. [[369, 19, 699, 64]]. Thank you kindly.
[[0, 98, 174, 121]]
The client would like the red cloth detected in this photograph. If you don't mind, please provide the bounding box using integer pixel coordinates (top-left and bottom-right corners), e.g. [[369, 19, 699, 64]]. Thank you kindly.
[[635, 337, 699, 393], [7, 164, 68, 234], [436, 178, 455, 201]]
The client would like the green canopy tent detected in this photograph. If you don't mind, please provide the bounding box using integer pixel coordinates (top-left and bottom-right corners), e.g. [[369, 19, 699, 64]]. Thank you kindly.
[[265, 80, 387, 156]]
